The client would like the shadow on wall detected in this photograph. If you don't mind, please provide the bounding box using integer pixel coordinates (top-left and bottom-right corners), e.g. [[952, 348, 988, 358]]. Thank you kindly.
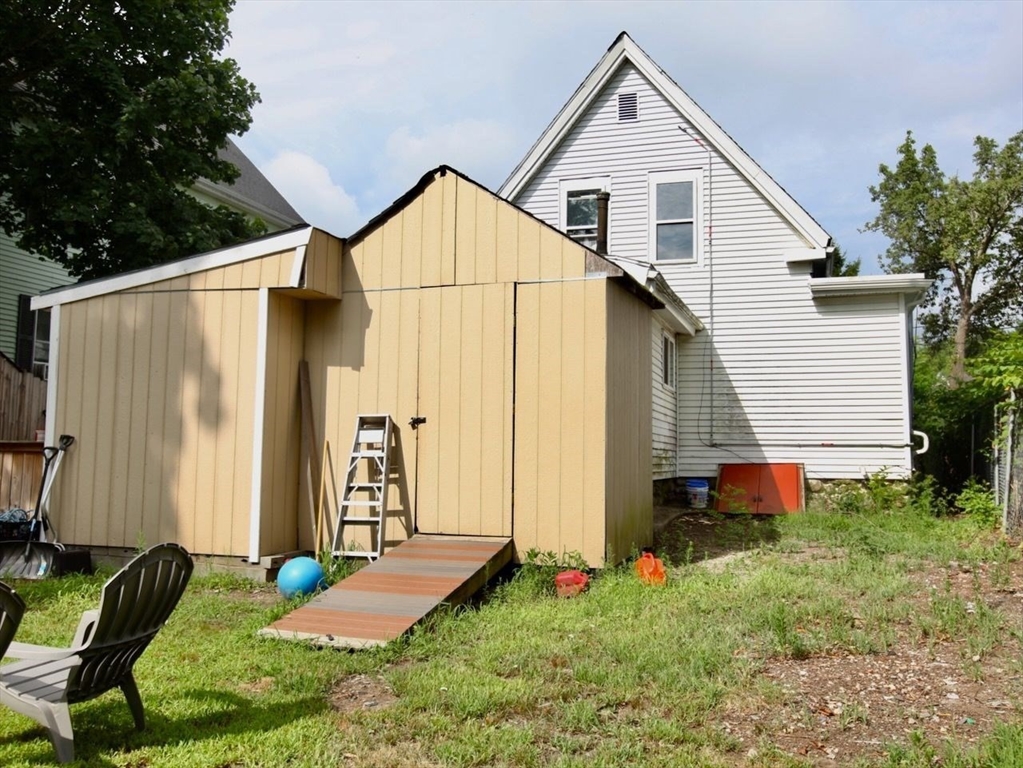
[[55, 284, 226, 555], [303, 258, 415, 553]]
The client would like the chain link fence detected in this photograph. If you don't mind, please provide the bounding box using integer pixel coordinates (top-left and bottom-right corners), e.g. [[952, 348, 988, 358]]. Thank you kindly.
[[993, 392, 1021, 537]]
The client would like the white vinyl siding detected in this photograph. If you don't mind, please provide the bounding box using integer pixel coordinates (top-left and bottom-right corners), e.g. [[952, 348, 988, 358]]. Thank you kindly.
[[513, 61, 914, 480]]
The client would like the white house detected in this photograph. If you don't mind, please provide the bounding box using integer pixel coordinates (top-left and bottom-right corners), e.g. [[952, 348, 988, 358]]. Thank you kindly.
[[500, 32, 931, 483]]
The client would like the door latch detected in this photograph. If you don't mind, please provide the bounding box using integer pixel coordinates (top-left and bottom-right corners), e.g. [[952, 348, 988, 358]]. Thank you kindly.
[[409, 416, 427, 430]]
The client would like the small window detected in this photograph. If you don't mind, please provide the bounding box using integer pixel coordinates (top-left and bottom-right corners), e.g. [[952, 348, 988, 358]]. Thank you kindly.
[[15, 295, 50, 379], [618, 92, 638, 122], [649, 169, 700, 262], [559, 177, 610, 250], [662, 333, 676, 389]]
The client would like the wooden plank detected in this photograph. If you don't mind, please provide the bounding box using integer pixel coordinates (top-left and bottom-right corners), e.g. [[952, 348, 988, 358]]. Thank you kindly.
[[259, 534, 513, 648]]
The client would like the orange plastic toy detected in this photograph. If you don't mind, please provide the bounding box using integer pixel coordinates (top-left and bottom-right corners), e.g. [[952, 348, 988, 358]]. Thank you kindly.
[[635, 552, 666, 585]]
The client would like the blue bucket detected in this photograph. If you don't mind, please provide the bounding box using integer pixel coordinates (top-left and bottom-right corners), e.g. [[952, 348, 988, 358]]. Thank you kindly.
[[685, 479, 709, 509]]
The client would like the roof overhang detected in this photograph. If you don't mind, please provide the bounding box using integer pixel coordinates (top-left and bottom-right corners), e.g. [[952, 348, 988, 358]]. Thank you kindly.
[[31, 226, 318, 310], [499, 32, 832, 251], [192, 177, 303, 230], [605, 255, 703, 335], [810, 274, 932, 307]]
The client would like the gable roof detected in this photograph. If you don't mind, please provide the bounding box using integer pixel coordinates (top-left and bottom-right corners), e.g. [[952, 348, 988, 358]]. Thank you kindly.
[[499, 32, 831, 251], [191, 138, 305, 229]]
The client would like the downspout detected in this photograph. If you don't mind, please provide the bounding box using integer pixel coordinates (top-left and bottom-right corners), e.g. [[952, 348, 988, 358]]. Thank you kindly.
[[248, 287, 270, 564], [679, 125, 713, 446]]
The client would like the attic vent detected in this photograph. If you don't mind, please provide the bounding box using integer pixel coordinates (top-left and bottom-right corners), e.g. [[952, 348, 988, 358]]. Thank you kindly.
[[618, 92, 638, 122]]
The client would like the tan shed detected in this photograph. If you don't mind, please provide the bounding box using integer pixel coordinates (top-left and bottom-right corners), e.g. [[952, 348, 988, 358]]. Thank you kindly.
[[33, 167, 661, 568]]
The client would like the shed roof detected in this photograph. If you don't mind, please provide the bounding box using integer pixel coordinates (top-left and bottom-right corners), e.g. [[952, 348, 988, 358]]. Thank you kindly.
[[31, 225, 321, 310]]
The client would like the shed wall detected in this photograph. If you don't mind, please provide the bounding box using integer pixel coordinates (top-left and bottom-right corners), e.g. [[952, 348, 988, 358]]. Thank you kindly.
[[50, 287, 258, 555], [605, 283, 654, 561], [122, 248, 299, 293], [260, 293, 305, 556], [514, 279, 608, 566]]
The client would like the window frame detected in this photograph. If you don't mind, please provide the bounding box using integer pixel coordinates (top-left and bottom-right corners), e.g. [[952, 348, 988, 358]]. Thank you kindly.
[[661, 332, 676, 390], [648, 168, 702, 264], [15, 294, 51, 379], [559, 176, 611, 251]]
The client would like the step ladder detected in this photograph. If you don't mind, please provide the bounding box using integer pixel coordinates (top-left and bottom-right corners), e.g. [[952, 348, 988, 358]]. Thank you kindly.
[[332, 415, 393, 560]]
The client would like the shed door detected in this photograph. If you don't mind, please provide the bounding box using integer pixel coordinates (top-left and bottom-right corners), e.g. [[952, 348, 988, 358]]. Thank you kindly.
[[415, 284, 514, 536]]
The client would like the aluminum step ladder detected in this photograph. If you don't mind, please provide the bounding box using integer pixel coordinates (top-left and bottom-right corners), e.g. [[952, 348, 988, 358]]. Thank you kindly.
[[332, 415, 392, 560]]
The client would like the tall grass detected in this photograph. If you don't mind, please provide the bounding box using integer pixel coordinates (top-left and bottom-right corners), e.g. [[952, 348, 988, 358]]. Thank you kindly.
[[0, 482, 1018, 766]]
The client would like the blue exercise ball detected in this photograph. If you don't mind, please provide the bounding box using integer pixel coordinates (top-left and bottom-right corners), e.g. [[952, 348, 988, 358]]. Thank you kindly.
[[277, 557, 326, 599]]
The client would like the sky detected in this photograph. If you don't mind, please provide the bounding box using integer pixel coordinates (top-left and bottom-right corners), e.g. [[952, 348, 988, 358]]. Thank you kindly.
[[226, 0, 1023, 275]]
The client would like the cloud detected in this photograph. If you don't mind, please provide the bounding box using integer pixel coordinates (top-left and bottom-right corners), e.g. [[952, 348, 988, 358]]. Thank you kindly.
[[259, 151, 364, 235], [378, 120, 520, 196]]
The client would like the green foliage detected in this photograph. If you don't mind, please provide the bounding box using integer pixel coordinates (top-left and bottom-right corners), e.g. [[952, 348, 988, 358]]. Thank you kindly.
[[970, 330, 1023, 395], [829, 243, 861, 276], [0, 0, 264, 280], [864, 130, 1023, 380], [954, 478, 1002, 528]]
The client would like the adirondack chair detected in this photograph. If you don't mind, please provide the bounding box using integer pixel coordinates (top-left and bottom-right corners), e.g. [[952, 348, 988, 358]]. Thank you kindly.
[[0, 581, 26, 659], [0, 543, 194, 764]]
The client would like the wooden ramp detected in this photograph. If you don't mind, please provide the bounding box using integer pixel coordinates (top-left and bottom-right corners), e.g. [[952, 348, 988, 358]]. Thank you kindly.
[[259, 535, 513, 648]]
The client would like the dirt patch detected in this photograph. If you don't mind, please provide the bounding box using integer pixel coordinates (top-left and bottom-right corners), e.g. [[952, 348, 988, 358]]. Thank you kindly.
[[655, 509, 782, 563], [237, 676, 275, 695], [724, 643, 1020, 764], [329, 674, 398, 714]]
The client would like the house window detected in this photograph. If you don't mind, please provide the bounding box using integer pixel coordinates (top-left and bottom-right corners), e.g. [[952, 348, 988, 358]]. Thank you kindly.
[[662, 333, 676, 389], [649, 169, 701, 263], [15, 295, 50, 379], [618, 92, 638, 122], [559, 177, 610, 250]]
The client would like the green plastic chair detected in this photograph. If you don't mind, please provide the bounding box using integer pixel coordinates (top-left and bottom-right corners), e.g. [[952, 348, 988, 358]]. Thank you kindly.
[[0, 543, 194, 764]]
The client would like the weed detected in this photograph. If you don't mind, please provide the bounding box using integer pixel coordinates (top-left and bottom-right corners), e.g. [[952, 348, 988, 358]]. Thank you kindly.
[[955, 478, 1002, 529]]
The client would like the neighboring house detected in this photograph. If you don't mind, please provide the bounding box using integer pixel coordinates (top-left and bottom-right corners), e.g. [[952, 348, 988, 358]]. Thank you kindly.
[[500, 32, 931, 482], [0, 138, 303, 379]]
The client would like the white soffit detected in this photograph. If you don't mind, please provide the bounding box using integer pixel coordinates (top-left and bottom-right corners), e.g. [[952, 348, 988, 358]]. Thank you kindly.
[[810, 274, 932, 300], [31, 226, 316, 310], [498, 33, 832, 250]]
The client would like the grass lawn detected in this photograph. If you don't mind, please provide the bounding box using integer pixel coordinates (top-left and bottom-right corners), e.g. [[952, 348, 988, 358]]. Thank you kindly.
[[1, 493, 1021, 766]]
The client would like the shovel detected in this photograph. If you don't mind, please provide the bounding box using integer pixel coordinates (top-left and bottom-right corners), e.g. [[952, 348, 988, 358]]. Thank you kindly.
[[0, 437, 72, 579]]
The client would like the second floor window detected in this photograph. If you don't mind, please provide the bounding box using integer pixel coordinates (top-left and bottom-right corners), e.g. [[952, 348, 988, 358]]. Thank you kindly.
[[649, 169, 701, 263], [559, 177, 610, 251]]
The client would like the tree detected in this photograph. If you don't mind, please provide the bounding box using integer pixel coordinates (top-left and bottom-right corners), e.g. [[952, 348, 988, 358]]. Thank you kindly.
[[864, 131, 1023, 383], [0, 0, 263, 280], [830, 243, 860, 277]]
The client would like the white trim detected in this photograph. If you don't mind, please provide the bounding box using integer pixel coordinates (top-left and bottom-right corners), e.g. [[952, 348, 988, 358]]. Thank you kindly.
[[558, 176, 611, 249], [499, 33, 831, 250], [248, 288, 270, 564], [288, 244, 308, 288], [661, 331, 676, 390], [898, 293, 913, 473], [784, 248, 829, 264], [43, 305, 60, 445], [31, 227, 315, 310], [809, 274, 932, 300], [648, 168, 702, 264]]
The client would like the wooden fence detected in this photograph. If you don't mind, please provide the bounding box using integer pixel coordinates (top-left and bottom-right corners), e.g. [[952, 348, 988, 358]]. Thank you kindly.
[[0, 352, 46, 441]]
